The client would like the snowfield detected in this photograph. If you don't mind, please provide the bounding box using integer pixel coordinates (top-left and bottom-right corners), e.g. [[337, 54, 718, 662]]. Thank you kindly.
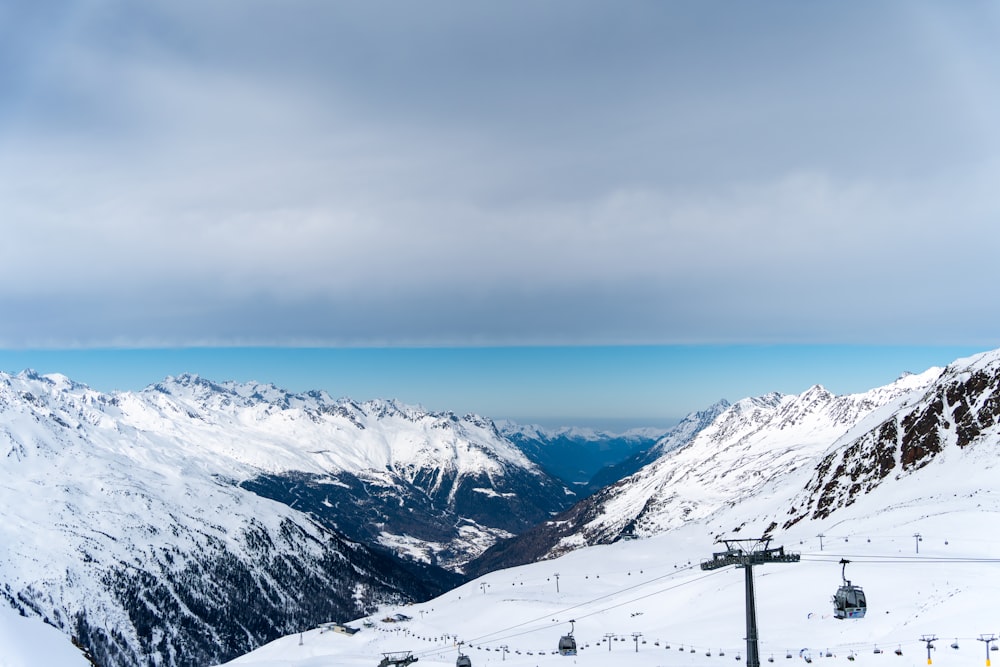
[[221, 520, 1000, 667], [0, 605, 92, 667]]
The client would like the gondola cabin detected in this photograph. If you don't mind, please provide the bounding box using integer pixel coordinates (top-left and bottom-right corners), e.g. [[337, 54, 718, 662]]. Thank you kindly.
[[833, 559, 866, 619], [456, 653, 472, 667], [558, 620, 577, 656]]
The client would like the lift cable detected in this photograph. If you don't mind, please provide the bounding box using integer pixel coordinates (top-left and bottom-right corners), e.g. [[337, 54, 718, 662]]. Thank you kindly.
[[400, 562, 710, 659], [453, 566, 726, 651], [801, 553, 1000, 564]]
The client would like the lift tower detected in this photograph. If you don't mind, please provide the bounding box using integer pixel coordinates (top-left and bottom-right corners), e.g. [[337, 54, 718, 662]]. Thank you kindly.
[[701, 537, 800, 667]]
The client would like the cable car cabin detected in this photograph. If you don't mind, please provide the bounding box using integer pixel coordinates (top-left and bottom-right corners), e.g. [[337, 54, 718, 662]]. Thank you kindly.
[[833, 581, 866, 618], [833, 559, 867, 619], [456, 653, 472, 667], [833, 583, 868, 619], [558, 620, 577, 656]]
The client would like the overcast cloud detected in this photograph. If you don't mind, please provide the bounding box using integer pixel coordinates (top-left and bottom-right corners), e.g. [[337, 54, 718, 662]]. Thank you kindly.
[[2, 0, 999, 348]]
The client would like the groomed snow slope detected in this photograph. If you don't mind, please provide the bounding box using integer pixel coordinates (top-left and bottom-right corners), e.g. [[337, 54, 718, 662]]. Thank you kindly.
[[222, 440, 1000, 667]]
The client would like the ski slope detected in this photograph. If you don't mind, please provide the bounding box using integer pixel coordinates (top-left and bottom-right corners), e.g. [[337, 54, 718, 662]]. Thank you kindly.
[[221, 437, 1000, 667]]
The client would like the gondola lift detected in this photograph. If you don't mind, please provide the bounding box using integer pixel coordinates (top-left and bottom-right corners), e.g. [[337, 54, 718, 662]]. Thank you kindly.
[[456, 641, 472, 667], [833, 559, 867, 619], [558, 620, 577, 656]]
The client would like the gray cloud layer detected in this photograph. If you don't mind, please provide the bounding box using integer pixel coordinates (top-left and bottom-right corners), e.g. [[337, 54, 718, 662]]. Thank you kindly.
[[2, 1, 999, 347]]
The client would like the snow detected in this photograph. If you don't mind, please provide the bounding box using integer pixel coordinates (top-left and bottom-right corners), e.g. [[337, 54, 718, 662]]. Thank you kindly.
[[0, 605, 91, 666], [219, 361, 1000, 667], [220, 454, 1000, 667], [3, 351, 998, 667]]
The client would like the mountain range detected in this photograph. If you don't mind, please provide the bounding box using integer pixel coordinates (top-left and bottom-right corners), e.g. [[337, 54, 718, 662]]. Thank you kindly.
[[0, 371, 574, 666], [5, 348, 1000, 667]]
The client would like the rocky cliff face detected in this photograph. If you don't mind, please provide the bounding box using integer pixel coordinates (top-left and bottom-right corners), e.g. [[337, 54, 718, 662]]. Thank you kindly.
[[784, 351, 1000, 526]]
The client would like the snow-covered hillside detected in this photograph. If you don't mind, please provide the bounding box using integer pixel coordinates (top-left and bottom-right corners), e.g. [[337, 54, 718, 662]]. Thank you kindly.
[[0, 371, 568, 666], [0, 605, 93, 666], [785, 351, 1000, 527], [222, 352, 1000, 667]]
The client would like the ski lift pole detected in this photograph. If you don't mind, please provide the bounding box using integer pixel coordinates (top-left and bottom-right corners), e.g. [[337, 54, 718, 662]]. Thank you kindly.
[[701, 537, 800, 667], [922, 635, 937, 665], [979, 635, 997, 666]]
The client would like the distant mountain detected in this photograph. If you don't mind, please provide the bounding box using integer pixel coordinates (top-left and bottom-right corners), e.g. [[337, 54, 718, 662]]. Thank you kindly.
[[496, 421, 668, 487], [121, 374, 575, 569], [466, 369, 942, 575], [0, 371, 565, 666]]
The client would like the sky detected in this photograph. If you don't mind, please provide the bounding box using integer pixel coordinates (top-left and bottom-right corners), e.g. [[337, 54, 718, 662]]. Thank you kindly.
[[2, 1, 999, 424]]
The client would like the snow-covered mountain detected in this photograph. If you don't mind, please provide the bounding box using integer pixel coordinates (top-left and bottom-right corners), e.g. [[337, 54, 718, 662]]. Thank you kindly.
[[467, 369, 942, 574], [784, 350, 1000, 528], [0, 371, 567, 667], [221, 350, 1000, 667], [122, 373, 571, 568]]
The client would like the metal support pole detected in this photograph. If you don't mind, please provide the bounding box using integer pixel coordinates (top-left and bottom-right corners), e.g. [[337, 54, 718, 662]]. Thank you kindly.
[[922, 635, 937, 665], [701, 538, 800, 667], [744, 559, 759, 667], [979, 635, 996, 666]]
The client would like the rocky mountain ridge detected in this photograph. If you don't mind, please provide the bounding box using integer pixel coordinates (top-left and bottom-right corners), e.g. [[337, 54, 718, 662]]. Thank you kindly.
[[466, 366, 944, 575]]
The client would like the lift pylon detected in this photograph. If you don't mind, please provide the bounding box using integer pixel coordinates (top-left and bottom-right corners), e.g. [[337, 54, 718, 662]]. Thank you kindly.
[[701, 537, 800, 667]]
